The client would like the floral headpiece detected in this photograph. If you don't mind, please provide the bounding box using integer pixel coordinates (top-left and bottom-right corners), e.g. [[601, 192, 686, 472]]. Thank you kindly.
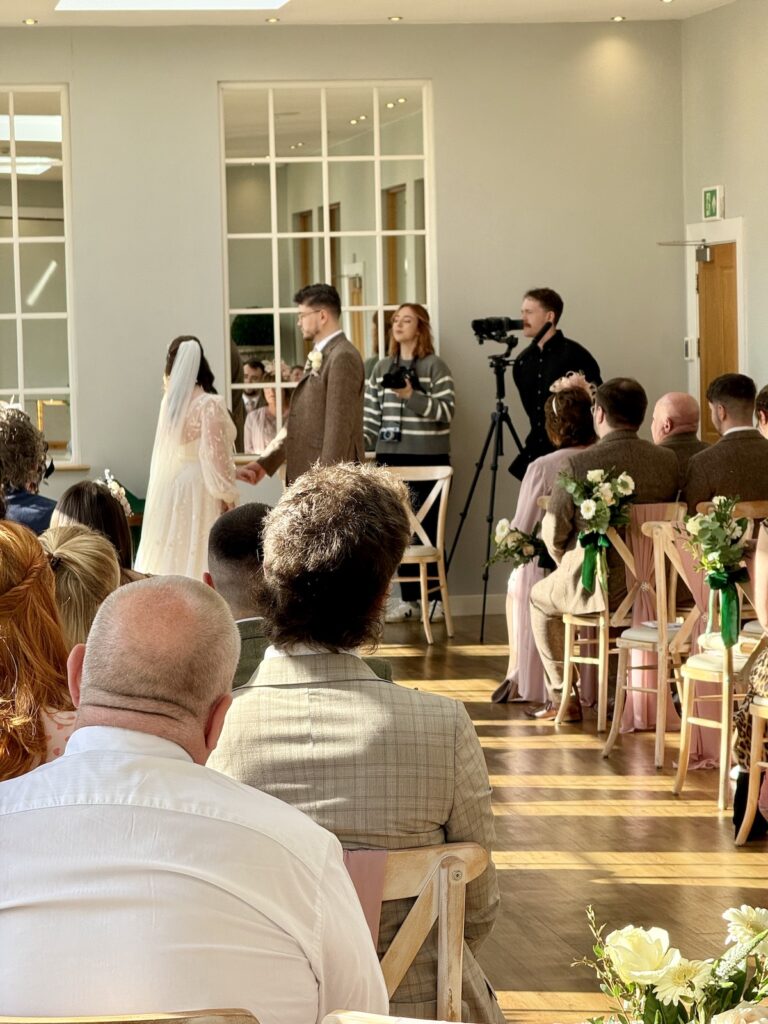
[[549, 371, 597, 414], [97, 468, 132, 519]]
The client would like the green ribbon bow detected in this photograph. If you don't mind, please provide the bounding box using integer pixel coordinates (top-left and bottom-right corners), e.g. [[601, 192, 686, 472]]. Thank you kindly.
[[579, 531, 611, 594], [706, 567, 750, 648]]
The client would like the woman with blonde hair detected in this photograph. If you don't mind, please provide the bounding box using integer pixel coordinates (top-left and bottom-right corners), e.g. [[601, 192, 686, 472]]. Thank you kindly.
[[39, 524, 121, 651], [0, 521, 74, 781]]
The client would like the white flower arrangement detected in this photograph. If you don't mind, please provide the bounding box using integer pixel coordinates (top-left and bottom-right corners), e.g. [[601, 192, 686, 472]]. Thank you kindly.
[[97, 468, 132, 519], [489, 518, 546, 569], [576, 905, 768, 1024], [307, 350, 323, 375]]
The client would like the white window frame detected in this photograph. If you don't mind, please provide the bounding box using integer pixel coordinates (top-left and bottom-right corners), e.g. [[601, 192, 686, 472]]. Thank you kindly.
[[0, 84, 77, 462], [218, 80, 438, 443]]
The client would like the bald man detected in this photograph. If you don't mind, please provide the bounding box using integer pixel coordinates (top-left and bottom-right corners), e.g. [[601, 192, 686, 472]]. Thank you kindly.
[[0, 576, 386, 1022], [651, 391, 708, 489]]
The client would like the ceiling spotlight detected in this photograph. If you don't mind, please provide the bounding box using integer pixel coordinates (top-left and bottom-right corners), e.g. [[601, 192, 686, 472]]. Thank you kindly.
[[388, 15, 402, 21], [290, 144, 296, 150], [295, 141, 304, 148], [385, 102, 395, 109], [349, 119, 358, 125], [611, 15, 626, 20], [661, 0, 674, 3], [22, 17, 38, 23], [358, 114, 367, 121], [265, 15, 279, 21], [397, 97, 407, 104]]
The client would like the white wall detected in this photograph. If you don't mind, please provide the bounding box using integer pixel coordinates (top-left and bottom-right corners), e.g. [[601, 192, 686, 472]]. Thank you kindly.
[[682, 0, 768, 388], [0, 21, 687, 600]]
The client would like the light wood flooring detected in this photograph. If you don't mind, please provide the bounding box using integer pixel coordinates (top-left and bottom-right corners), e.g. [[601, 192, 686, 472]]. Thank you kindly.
[[380, 613, 768, 1024]]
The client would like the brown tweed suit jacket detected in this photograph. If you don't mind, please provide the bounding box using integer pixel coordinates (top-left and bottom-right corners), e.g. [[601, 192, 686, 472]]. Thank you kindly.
[[540, 429, 679, 614], [209, 653, 504, 1024], [683, 429, 768, 513], [659, 431, 708, 491], [258, 333, 365, 485]]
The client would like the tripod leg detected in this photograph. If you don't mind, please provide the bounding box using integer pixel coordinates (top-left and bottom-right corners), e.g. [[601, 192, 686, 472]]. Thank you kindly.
[[479, 412, 507, 643], [446, 414, 499, 572]]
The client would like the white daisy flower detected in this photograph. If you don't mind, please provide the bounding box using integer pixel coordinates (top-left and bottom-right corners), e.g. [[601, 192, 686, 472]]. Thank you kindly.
[[654, 957, 712, 1005], [580, 499, 597, 520], [723, 905, 768, 955]]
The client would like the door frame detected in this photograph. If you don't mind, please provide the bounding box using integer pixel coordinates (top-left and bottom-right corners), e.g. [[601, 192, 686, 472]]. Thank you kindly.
[[684, 216, 746, 398]]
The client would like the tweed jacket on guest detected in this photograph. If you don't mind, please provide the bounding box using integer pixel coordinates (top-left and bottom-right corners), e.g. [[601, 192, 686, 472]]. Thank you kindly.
[[257, 334, 365, 485], [683, 429, 768, 513], [209, 653, 504, 1024], [659, 431, 708, 491], [541, 429, 679, 615]]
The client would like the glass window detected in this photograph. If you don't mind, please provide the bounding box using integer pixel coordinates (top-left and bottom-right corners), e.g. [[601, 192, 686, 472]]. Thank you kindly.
[[221, 83, 433, 453]]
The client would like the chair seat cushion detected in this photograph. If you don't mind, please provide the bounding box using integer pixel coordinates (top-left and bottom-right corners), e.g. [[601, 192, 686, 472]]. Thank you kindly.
[[402, 544, 439, 560], [742, 619, 765, 637], [620, 623, 684, 643], [684, 651, 750, 674]]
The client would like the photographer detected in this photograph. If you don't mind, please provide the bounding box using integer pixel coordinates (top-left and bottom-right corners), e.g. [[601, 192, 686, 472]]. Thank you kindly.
[[364, 303, 455, 623]]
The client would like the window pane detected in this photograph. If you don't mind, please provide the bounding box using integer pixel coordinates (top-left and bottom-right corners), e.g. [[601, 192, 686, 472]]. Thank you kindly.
[[228, 239, 273, 309], [19, 241, 67, 313], [13, 91, 63, 162], [278, 312, 308, 368], [0, 178, 12, 238], [25, 394, 71, 455], [274, 88, 321, 158], [277, 237, 325, 307], [226, 164, 271, 234], [0, 246, 16, 313], [326, 86, 374, 157], [382, 234, 427, 306], [380, 87, 423, 156], [328, 162, 375, 231], [222, 89, 269, 159], [231, 311, 275, 359], [22, 317, 69, 388], [381, 161, 426, 230], [336, 236, 378, 306], [276, 162, 323, 233], [18, 175, 64, 237], [0, 319, 18, 389]]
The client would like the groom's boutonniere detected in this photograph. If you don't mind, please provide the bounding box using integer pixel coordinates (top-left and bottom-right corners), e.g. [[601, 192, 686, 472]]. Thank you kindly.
[[307, 349, 323, 376]]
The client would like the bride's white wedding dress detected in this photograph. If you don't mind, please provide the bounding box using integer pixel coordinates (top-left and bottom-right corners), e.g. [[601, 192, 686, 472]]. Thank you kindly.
[[135, 386, 237, 579]]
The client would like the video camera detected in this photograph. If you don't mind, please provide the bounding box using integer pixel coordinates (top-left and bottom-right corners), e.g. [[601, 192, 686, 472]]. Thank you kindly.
[[471, 317, 524, 344]]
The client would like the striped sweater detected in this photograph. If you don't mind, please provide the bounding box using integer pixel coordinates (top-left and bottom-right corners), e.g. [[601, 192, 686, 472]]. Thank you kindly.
[[363, 353, 455, 456]]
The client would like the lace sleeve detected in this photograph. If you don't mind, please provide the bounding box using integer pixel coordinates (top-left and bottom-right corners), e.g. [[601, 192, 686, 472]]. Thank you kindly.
[[199, 396, 238, 503]]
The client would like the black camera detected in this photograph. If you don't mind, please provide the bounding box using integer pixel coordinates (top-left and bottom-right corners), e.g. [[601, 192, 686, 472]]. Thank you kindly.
[[378, 426, 402, 443], [471, 317, 524, 344], [382, 365, 417, 390]]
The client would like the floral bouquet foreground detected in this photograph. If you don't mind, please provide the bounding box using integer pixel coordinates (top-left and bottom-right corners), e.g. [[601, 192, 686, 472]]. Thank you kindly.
[[682, 495, 749, 648], [490, 519, 546, 569], [577, 905, 768, 1024], [557, 467, 636, 593]]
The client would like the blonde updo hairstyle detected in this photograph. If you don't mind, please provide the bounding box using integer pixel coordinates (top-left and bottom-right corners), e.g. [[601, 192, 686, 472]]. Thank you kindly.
[[39, 524, 122, 651]]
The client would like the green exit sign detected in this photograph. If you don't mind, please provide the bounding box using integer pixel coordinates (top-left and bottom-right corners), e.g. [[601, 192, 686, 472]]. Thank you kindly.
[[702, 185, 723, 220]]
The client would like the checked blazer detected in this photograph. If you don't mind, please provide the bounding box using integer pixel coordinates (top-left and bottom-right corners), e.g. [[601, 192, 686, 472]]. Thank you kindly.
[[209, 652, 504, 1024]]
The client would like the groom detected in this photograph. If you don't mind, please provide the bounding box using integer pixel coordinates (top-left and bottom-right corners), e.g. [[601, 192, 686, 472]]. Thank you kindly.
[[237, 284, 365, 487]]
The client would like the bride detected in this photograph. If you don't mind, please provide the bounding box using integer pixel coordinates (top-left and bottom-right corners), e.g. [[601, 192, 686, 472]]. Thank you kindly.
[[135, 336, 238, 578]]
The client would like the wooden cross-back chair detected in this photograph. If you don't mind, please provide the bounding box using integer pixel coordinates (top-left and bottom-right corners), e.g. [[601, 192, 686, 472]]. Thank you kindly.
[[557, 502, 686, 732]]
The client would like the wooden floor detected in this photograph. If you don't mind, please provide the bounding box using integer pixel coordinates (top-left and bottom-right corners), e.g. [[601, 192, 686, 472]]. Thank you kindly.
[[380, 613, 768, 1024]]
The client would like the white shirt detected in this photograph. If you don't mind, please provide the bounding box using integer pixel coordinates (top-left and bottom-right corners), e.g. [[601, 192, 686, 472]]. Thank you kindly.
[[723, 425, 757, 435], [0, 726, 387, 1022], [315, 329, 343, 353]]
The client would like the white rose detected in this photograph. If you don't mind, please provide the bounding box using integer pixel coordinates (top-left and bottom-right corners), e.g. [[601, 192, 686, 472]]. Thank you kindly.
[[580, 499, 597, 521], [615, 472, 635, 496], [603, 925, 680, 987], [729, 522, 743, 540], [686, 515, 703, 537], [308, 350, 323, 372], [495, 519, 511, 545], [711, 1004, 768, 1024], [587, 469, 606, 483], [597, 482, 615, 506]]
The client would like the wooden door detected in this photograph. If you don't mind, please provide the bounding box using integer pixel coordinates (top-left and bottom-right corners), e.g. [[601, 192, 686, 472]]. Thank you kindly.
[[697, 241, 738, 445]]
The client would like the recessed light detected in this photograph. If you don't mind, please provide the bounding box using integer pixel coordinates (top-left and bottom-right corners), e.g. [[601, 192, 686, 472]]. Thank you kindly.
[[397, 97, 407, 104], [388, 15, 402, 21], [661, 0, 673, 4], [296, 141, 304, 148], [349, 119, 358, 125], [265, 15, 279, 21], [358, 114, 367, 121], [22, 17, 38, 23], [611, 14, 626, 20], [385, 102, 395, 109]]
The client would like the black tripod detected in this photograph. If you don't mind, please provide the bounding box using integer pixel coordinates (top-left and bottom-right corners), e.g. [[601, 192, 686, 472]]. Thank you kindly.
[[446, 339, 525, 642]]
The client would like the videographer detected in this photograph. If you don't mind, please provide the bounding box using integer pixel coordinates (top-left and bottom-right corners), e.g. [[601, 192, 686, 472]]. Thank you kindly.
[[509, 287, 601, 479], [364, 303, 455, 623]]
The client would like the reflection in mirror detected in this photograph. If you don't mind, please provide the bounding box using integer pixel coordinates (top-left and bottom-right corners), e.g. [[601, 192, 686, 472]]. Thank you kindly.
[[226, 165, 271, 234], [241, 369, 293, 455], [228, 239, 273, 309], [17, 175, 64, 238], [223, 90, 269, 159], [279, 311, 307, 369], [274, 89, 321, 158], [336, 236, 378, 308], [328, 162, 375, 231], [277, 162, 323, 234], [382, 234, 427, 307], [23, 317, 69, 388], [277, 236, 324, 308], [381, 161, 425, 231], [8, 91, 63, 163], [19, 241, 67, 313], [379, 87, 424, 156], [326, 87, 374, 156], [0, 318, 18, 390], [0, 246, 14, 312], [25, 394, 71, 455], [0, 178, 11, 238]]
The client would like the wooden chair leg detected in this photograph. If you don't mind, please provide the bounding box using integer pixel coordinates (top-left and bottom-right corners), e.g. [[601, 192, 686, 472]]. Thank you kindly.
[[719, 651, 735, 812], [736, 712, 766, 846], [555, 619, 575, 725], [419, 563, 433, 645], [436, 558, 454, 638], [673, 673, 696, 796], [436, 856, 465, 1022], [603, 645, 629, 758], [655, 651, 669, 770], [597, 615, 609, 734]]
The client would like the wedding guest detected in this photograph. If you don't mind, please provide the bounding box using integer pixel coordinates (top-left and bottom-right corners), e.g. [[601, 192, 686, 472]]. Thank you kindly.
[[756, 384, 768, 439], [683, 374, 768, 513], [39, 525, 121, 650], [0, 521, 75, 781], [52, 479, 141, 584], [529, 378, 679, 720], [289, 364, 305, 383], [243, 373, 290, 455], [210, 463, 503, 1024], [0, 576, 387, 1021], [243, 359, 267, 415], [650, 392, 708, 489], [494, 374, 596, 703], [0, 405, 55, 535]]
